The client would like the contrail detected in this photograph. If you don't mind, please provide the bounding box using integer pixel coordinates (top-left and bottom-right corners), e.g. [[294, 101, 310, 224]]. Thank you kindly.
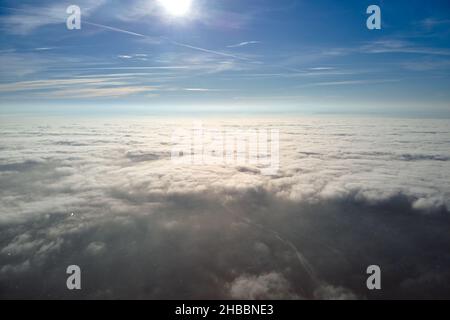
[[162, 37, 251, 61], [83, 21, 149, 38]]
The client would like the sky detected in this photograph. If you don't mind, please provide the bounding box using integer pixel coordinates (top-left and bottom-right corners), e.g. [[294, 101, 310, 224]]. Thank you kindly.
[[0, 0, 450, 116]]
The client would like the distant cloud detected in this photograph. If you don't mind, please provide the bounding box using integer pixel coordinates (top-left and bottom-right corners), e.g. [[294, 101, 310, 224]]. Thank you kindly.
[[324, 39, 450, 57], [117, 54, 149, 61], [0, 78, 118, 91], [356, 39, 450, 56], [183, 88, 231, 92], [34, 47, 54, 51], [420, 18, 450, 30], [308, 67, 335, 71], [0, 77, 159, 98], [44, 85, 158, 98], [227, 41, 261, 48], [298, 79, 399, 88], [401, 59, 450, 71]]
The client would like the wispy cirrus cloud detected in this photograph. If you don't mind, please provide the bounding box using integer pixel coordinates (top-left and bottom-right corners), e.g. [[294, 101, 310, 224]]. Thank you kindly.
[[117, 53, 148, 61], [326, 39, 450, 57], [360, 39, 450, 56], [401, 58, 450, 72], [183, 88, 231, 92], [43, 85, 158, 98], [297, 79, 400, 88], [117, 55, 133, 59], [420, 18, 450, 30], [0, 77, 160, 99], [0, 78, 127, 92], [227, 41, 261, 48]]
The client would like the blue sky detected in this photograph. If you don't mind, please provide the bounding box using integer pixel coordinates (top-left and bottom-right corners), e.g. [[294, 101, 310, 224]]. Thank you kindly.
[[0, 0, 450, 116]]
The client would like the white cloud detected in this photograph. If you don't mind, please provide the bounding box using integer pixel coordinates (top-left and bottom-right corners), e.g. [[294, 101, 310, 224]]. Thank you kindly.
[[86, 242, 106, 256], [227, 41, 261, 48], [0, 116, 449, 299], [229, 272, 300, 299], [314, 285, 357, 300]]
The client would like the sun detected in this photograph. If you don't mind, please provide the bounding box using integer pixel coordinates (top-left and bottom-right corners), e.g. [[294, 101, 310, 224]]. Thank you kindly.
[[158, 0, 192, 17]]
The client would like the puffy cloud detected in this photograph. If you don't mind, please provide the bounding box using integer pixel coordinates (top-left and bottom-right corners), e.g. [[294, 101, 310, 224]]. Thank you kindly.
[[229, 272, 300, 300], [0, 116, 449, 299], [85, 242, 106, 256], [314, 285, 357, 300]]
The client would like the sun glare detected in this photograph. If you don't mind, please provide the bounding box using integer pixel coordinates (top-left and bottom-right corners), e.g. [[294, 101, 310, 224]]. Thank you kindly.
[[158, 0, 192, 17]]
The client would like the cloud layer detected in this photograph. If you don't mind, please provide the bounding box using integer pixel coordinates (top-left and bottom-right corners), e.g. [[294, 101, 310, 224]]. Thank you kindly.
[[0, 116, 449, 299]]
